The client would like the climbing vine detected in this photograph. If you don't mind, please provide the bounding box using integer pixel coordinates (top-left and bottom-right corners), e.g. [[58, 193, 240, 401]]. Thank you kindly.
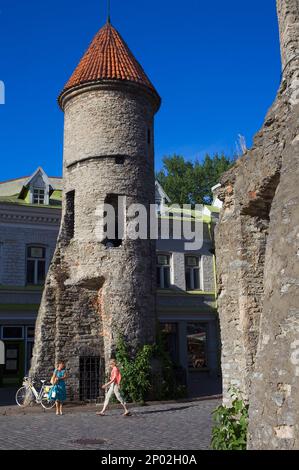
[[115, 337, 154, 403]]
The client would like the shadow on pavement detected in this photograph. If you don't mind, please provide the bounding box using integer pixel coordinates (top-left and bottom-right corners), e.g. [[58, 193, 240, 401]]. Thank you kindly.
[[132, 404, 199, 415]]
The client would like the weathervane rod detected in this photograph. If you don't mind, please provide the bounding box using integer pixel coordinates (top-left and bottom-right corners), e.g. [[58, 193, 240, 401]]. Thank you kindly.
[[107, 0, 111, 23]]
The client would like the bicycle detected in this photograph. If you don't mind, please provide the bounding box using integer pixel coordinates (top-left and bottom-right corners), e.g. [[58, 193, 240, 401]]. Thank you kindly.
[[15, 376, 55, 409]]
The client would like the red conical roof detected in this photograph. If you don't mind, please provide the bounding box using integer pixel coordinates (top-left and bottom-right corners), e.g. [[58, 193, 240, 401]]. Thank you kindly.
[[59, 22, 160, 105]]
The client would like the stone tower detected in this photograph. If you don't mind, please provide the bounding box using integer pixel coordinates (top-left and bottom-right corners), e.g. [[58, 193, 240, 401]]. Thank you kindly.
[[30, 20, 161, 399], [215, 0, 299, 449]]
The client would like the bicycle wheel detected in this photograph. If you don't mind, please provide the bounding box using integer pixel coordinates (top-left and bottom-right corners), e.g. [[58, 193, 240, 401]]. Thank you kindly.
[[15, 386, 34, 407], [40, 391, 55, 410]]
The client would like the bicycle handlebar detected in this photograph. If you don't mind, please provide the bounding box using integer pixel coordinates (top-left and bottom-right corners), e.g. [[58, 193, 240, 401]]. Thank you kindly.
[[24, 376, 49, 384]]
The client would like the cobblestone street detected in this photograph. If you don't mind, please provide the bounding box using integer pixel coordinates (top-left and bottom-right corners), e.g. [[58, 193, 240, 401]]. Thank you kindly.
[[0, 399, 220, 450]]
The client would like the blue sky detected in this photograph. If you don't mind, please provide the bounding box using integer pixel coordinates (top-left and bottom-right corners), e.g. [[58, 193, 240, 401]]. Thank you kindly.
[[0, 0, 281, 181]]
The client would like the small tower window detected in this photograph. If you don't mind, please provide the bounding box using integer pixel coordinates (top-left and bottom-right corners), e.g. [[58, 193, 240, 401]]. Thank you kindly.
[[65, 190, 75, 240], [103, 194, 123, 248], [115, 156, 125, 165], [147, 129, 151, 145]]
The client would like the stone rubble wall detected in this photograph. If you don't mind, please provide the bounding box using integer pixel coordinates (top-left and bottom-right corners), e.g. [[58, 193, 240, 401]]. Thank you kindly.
[[215, 0, 299, 449], [30, 84, 158, 399]]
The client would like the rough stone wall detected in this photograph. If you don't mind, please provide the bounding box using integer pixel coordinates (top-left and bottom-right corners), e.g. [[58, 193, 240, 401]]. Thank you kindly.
[[201, 255, 215, 292], [30, 83, 159, 399], [215, 0, 299, 449]]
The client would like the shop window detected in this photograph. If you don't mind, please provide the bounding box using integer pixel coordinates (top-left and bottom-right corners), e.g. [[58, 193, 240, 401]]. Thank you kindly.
[[26, 246, 46, 285], [4, 343, 19, 373], [26, 326, 35, 339], [2, 326, 24, 339], [187, 323, 208, 369], [157, 254, 171, 289]]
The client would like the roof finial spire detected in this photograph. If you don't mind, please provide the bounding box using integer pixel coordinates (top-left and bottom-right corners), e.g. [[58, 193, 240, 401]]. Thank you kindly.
[[107, 0, 111, 24]]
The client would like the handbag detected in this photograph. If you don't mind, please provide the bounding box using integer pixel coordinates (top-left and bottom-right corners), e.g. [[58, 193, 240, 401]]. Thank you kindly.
[[50, 373, 58, 385]]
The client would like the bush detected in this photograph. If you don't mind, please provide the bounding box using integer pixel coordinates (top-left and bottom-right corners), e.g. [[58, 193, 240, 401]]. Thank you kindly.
[[211, 387, 249, 450], [115, 334, 188, 403], [115, 337, 154, 403]]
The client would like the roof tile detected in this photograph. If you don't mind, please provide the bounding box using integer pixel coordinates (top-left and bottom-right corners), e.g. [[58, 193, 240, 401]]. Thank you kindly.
[[60, 22, 159, 99]]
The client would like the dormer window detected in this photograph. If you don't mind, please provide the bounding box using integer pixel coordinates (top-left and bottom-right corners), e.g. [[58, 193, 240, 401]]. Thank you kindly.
[[33, 188, 45, 205], [17, 168, 53, 205], [155, 181, 171, 216]]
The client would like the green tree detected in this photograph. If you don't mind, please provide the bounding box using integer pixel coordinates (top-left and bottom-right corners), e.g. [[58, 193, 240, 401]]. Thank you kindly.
[[156, 153, 233, 205], [156, 155, 194, 206]]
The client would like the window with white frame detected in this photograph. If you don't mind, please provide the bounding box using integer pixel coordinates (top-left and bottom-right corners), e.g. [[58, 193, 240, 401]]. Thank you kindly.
[[26, 246, 46, 285], [33, 188, 45, 205], [157, 254, 171, 289], [0, 242, 3, 284], [185, 256, 201, 290]]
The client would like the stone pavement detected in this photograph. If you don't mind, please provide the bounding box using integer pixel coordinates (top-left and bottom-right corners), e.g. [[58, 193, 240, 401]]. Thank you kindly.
[[0, 398, 220, 450]]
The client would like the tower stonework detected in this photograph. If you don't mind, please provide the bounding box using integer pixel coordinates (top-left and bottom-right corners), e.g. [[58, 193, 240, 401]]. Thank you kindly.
[[30, 23, 161, 399], [215, 0, 299, 449]]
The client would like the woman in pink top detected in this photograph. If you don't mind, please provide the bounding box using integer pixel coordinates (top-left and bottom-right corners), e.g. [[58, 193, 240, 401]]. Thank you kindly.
[[97, 359, 130, 416]]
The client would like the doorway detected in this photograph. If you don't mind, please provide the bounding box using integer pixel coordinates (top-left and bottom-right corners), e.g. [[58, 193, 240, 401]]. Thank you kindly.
[[79, 356, 103, 402]]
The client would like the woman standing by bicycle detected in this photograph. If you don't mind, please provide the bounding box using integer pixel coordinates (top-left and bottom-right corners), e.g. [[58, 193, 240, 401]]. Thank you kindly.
[[49, 361, 67, 415]]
